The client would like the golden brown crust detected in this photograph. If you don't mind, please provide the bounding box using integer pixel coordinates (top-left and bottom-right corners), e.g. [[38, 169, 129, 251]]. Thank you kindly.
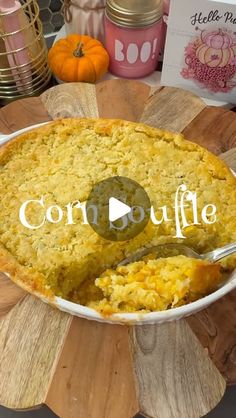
[[0, 245, 54, 299], [0, 118, 234, 181]]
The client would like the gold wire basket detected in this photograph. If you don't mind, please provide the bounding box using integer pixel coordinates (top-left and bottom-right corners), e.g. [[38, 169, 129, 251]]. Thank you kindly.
[[0, 0, 51, 104]]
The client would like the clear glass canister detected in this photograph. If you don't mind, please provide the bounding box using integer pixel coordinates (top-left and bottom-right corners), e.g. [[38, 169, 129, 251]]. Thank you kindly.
[[105, 0, 164, 78]]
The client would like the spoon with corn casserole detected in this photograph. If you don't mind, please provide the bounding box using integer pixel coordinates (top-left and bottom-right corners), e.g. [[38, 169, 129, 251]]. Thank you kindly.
[[80, 243, 236, 315]]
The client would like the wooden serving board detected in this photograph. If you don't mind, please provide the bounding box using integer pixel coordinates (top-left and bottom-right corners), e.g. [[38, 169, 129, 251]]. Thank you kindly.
[[0, 80, 235, 418]]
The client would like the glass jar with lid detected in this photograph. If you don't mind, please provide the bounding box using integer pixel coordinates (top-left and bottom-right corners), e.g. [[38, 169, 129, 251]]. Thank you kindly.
[[105, 0, 164, 78]]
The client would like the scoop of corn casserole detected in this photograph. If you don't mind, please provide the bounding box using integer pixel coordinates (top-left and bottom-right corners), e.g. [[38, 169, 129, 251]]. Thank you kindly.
[[86, 256, 222, 314]]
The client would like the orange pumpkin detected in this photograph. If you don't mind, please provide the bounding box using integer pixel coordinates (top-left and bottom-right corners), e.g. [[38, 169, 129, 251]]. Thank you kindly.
[[48, 34, 109, 83]]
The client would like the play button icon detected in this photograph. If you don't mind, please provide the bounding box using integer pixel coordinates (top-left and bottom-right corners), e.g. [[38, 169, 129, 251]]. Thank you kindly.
[[86, 176, 151, 241], [109, 198, 131, 222]]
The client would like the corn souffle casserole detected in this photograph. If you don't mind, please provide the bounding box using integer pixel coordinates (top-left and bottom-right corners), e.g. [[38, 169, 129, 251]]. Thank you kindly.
[[0, 118, 235, 315]]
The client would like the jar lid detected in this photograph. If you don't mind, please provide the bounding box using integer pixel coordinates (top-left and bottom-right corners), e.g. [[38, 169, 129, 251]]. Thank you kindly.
[[106, 0, 163, 28]]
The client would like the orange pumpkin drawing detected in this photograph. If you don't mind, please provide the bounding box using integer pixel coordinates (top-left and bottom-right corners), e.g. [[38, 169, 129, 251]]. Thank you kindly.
[[196, 44, 235, 68]]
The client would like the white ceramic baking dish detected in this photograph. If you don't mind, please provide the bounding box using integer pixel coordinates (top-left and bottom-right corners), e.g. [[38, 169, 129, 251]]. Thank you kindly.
[[1, 123, 236, 325]]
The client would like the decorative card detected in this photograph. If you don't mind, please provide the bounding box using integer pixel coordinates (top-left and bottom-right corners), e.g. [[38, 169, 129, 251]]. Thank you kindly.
[[161, 0, 236, 103]]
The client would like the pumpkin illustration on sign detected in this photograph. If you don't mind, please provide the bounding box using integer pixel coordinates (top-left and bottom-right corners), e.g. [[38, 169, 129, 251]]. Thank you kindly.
[[181, 28, 236, 93], [48, 34, 109, 83]]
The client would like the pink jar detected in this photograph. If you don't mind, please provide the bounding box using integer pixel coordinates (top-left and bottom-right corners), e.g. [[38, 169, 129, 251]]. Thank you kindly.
[[105, 0, 163, 78]]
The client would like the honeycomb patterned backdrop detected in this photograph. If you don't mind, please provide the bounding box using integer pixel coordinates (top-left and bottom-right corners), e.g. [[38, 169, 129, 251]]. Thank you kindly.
[[38, 0, 64, 34]]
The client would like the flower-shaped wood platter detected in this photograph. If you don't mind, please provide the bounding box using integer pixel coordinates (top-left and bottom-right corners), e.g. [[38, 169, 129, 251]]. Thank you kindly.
[[0, 79, 236, 418]]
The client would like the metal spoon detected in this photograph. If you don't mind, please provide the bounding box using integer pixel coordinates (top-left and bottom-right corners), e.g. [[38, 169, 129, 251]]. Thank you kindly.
[[119, 242, 236, 266]]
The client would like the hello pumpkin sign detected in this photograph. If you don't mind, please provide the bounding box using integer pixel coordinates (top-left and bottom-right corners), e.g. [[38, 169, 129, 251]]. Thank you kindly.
[[182, 28, 236, 93], [162, 0, 236, 103]]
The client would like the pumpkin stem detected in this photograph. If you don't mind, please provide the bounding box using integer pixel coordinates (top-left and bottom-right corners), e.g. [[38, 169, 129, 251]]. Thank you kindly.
[[73, 42, 84, 58]]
